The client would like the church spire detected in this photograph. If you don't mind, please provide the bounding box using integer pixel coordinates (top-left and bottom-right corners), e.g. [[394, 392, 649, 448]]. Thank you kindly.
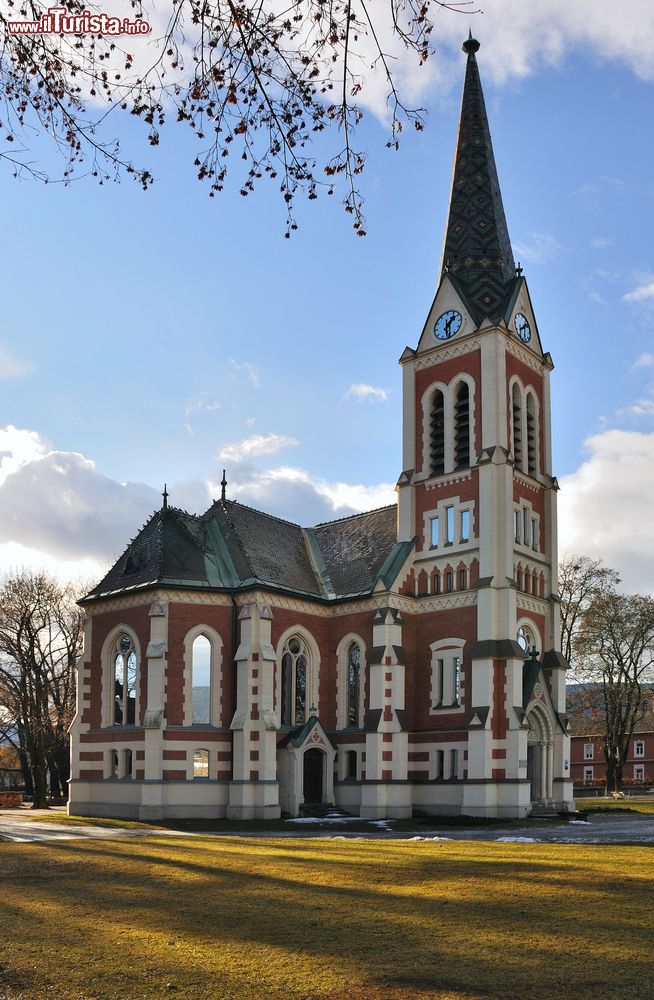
[[441, 36, 516, 322]]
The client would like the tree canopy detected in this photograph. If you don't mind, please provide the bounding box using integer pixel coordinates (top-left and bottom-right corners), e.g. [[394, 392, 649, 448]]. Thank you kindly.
[[0, 1, 477, 233]]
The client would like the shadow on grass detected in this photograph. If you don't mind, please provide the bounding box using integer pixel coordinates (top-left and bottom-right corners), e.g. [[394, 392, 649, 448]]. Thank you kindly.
[[2, 837, 653, 1000]]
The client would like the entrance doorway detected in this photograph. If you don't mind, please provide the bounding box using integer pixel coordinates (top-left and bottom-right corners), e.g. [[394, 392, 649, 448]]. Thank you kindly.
[[303, 748, 324, 804], [527, 743, 540, 802]]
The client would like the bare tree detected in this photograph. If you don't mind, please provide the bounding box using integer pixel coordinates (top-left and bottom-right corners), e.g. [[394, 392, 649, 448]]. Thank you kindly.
[[558, 555, 620, 667], [575, 593, 654, 792], [0, 571, 84, 808], [0, 1, 477, 233]]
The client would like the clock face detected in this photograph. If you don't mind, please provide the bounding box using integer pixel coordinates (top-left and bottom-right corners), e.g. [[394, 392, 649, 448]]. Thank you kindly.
[[434, 310, 462, 341], [514, 313, 531, 343]]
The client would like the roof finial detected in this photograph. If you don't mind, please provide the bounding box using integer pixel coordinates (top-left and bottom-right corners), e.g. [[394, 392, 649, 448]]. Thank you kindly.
[[516, 262, 524, 277], [220, 469, 227, 502], [462, 31, 480, 55], [162, 484, 169, 510]]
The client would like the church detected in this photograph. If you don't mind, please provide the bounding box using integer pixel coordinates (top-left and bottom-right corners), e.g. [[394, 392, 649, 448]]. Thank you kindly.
[[68, 36, 574, 822]]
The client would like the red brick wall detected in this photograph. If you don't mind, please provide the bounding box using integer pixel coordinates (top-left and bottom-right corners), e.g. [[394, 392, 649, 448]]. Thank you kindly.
[[166, 602, 234, 726], [86, 604, 151, 728]]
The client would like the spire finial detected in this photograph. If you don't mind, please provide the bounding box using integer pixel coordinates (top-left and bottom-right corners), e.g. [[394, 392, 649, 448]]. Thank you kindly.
[[220, 469, 227, 502], [462, 32, 480, 55], [162, 483, 169, 510]]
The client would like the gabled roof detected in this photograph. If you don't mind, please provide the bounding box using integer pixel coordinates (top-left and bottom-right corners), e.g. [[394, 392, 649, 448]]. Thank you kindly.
[[440, 35, 518, 325], [83, 499, 412, 604]]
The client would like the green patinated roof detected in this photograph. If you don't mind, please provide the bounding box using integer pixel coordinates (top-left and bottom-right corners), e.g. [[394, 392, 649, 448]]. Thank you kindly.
[[82, 500, 414, 604], [441, 36, 518, 324]]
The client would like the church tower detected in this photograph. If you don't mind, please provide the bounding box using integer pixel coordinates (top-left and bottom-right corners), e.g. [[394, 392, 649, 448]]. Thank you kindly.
[[397, 36, 572, 817]]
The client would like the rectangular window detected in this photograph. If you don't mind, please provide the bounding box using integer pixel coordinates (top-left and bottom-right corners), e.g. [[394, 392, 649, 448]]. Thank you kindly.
[[430, 517, 439, 548], [634, 740, 645, 758], [584, 766, 594, 782], [446, 506, 455, 544], [584, 743, 594, 760], [450, 748, 459, 779], [435, 749, 444, 779], [461, 510, 470, 542], [523, 507, 530, 546], [634, 764, 645, 781], [531, 518, 538, 551], [514, 509, 520, 543], [435, 659, 444, 706]]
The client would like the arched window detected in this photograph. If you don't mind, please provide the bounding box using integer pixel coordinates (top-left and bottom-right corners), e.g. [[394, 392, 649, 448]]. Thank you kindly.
[[430, 389, 445, 476], [347, 643, 361, 727], [110, 750, 118, 778], [526, 393, 537, 477], [512, 383, 522, 469], [346, 750, 357, 779], [281, 636, 308, 726], [517, 624, 535, 653], [123, 749, 133, 779], [454, 381, 470, 469], [191, 635, 211, 724], [114, 634, 137, 726], [193, 749, 209, 778]]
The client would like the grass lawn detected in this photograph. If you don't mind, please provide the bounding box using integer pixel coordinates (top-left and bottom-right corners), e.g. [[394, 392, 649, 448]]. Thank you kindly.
[[1, 836, 652, 1000], [575, 796, 654, 815]]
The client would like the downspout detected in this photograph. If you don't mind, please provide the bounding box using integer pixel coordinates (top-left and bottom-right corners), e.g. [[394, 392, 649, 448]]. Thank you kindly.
[[230, 591, 238, 780]]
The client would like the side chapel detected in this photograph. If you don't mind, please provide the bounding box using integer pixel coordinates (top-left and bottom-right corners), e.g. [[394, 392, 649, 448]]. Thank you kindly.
[[69, 37, 574, 821]]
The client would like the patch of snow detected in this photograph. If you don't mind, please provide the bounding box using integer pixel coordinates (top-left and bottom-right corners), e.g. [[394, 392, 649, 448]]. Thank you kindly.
[[569, 819, 590, 825], [496, 836, 540, 843], [286, 815, 363, 824]]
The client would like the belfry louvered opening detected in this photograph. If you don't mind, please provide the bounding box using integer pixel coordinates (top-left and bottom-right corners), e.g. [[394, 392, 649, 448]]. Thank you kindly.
[[526, 393, 537, 477], [512, 383, 522, 468], [454, 382, 470, 469], [430, 389, 445, 476]]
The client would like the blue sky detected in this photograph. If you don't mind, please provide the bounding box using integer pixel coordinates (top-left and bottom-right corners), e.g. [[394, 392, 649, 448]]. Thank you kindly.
[[1, 1, 653, 591]]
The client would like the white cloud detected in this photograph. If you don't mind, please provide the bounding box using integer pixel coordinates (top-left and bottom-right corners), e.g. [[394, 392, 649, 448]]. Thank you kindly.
[[619, 399, 654, 420], [0, 426, 50, 486], [591, 237, 613, 250], [344, 383, 389, 403], [218, 433, 298, 462], [0, 425, 159, 567], [632, 353, 654, 371], [513, 232, 562, 265], [216, 463, 395, 526], [623, 280, 654, 303], [559, 430, 654, 594], [229, 359, 262, 388], [0, 347, 32, 379], [185, 392, 220, 417], [356, 1, 654, 121]]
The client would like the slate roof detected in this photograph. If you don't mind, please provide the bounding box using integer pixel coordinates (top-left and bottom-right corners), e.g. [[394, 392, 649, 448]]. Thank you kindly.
[[83, 499, 411, 604], [313, 506, 403, 598], [441, 36, 519, 325], [567, 684, 654, 737]]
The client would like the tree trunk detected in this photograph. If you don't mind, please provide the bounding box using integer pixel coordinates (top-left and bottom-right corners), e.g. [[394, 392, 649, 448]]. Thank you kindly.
[[18, 749, 34, 796], [606, 758, 623, 793], [31, 756, 49, 809]]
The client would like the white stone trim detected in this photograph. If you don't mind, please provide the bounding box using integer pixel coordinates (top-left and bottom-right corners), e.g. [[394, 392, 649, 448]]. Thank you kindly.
[[418, 372, 477, 479], [274, 625, 321, 722], [335, 633, 367, 730], [100, 624, 143, 729], [429, 637, 466, 716]]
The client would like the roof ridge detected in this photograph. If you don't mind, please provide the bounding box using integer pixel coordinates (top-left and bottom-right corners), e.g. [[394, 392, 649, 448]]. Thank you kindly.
[[204, 497, 303, 530], [313, 503, 397, 529]]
